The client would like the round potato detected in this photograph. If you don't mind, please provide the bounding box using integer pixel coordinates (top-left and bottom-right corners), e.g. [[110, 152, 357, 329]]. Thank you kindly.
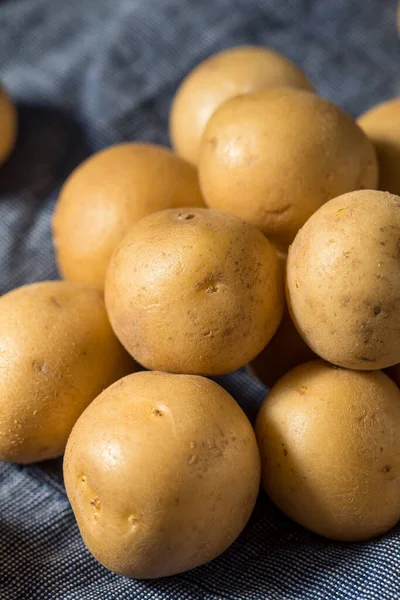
[[105, 208, 284, 375], [52, 143, 204, 290], [64, 371, 261, 578], [256, 360, 400, 541], [0, 281, 135, 463], [0, 85, 17, 165], [286, 190, 400, 370], [199, 88, 378, 246], [250, 310, 316, 388], [358, 97, 400, 196], [170, 45, 312, 165]]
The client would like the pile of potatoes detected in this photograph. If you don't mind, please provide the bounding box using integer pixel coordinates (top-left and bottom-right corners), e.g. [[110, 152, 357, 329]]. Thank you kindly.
[[1, 44, 400, 579]]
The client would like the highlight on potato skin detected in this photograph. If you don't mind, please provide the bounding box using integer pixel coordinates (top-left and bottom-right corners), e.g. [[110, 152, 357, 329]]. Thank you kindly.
[[52, 143, 205, 290], [105, 207, 284, 376], [170, 45, 313, 165], [255, 360, 400, 542], [0, 281, 135, 464], [64, 371, 261, 578]]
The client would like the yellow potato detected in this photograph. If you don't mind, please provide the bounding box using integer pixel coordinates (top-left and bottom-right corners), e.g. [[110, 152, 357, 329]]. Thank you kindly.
[[0, 281, 135, 463], [52, 143, 204, 290], [170, 45, 312, 164], [250, 310, 316, 388], [0, 85, 17, 165], [64, 371, 261, 578], [105, 207, 284, 375], [199, 88, 378, 246], [286, 190, 400, 370], [256, 360, 400, 541], [358, 97, 400, 195]]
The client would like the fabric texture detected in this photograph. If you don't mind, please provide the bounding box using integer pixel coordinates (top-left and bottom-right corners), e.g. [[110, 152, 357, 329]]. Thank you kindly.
[[0, 1, 400, 598]]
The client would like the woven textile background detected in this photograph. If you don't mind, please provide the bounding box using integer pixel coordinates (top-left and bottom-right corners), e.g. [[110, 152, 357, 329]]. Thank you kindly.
[[0, 1, 400, 598]]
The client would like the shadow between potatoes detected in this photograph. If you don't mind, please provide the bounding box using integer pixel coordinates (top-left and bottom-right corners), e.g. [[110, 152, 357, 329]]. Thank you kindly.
[[0, 103, 93, 198]]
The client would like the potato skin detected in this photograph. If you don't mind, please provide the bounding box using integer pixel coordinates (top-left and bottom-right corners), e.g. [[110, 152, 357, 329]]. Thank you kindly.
[[52, 143, 204, 290], [250, 310, 316, 388], [105, 207, 284, 375], [0, 86, 17, 165], [170, 45, 312, 165], [199, 88, 378, 246], [64, 371, 261, 578], [256, 360, 400, 541], [358, 97, 400, 196], [0, 281, 135, 463], [286, 190, 400, 370]]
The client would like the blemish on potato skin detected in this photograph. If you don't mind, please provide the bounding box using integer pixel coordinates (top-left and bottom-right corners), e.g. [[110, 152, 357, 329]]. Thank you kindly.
[[283, 449, 288, 457], [49, 296, 62, 308], [151, 408, 163, 416], [382, 465, 392, 474], [187, 454, 198, 465]]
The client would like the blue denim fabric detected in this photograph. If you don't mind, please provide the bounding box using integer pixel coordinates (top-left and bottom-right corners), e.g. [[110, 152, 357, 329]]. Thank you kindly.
[[1, 1, 400, 598]]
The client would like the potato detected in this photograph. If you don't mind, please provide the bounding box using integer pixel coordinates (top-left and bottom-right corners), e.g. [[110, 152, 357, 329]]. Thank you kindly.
[[250, 310, 316, 388], [286, 190, 400, 370], [199, 88, 378, 247], [358, 97, 400, 195], [170, 45, 312, 165], [105, 207, 284, 375], [64, 371, 260, 578], [0, 281, 135, 463], [256, 360, 400, 541], [52, 143, 204, 290], [0, 85, 17, 165]]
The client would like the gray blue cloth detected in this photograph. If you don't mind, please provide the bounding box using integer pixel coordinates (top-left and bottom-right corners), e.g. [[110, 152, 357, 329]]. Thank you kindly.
[[1, 1, 400, 598]]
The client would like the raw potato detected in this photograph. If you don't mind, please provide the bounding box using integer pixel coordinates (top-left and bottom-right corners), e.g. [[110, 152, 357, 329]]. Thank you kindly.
[[0, 85, 17, 165], [250, 310, 316, 388], [286, 190, 400, 370], [105, 207, 284, 375], [64, 371, 261, 578], [358, 97, 400, 195], [52, 143, 204, 290], [199, 88, 378, 247], [170, 45, 312, 165], [256, 360, 400, 541], [0, 281, 135, 463]]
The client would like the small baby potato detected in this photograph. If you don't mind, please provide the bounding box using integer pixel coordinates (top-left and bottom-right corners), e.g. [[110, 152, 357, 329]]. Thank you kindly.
[[0, 85, 17, 165], [64, 371, 261, 578], [250, 310, 316, 388], [286, 190, 400, 370], [52, 143, 204, 290], [358, 97, 400, 195], [0, 281, 135, 463], [256, 360, 400, 541], [170, 45, 312, 164], [199, 88, 378, 246], [105, 208, 284, 375]]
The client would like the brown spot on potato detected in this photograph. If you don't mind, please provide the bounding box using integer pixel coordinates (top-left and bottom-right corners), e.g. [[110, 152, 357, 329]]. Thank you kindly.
[[49, 296, 62, 308], [151, 408, 163, 416], [383, 465, 392, 473], [283, 449, 288, 456], [32, 359, 44, 373], [128, 515, 138, 526], [374, 306, 382, 315]]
